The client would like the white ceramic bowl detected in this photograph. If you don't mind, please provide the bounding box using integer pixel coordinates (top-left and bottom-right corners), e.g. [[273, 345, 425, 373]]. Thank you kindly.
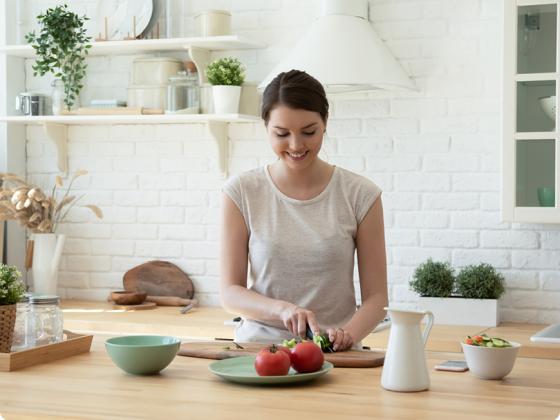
[[461, 341, 521, 380], [539, 95, 556, 121]]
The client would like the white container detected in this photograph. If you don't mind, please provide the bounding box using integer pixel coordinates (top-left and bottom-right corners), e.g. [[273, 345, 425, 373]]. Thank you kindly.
[[32, 233, 65, 295], [461, 341, 521, 380], [132, 58, 182, 85], [194, 10, 231, 37], [212, 85, 241, 114], [128, 84, 167, 109], [417, 297, 499, 327], [381, 307, 434, 392]]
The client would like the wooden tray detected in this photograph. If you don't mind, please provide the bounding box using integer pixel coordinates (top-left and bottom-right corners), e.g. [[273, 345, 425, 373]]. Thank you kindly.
[[179, 341, 385, 368], [0, 330, 93, 372]]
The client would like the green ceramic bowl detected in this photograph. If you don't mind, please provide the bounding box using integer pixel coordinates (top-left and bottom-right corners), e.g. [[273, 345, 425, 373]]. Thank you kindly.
[[105, 335, 181, 375]]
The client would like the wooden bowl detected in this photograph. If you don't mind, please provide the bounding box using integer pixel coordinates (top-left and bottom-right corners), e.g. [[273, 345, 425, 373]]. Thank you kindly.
[[111, 291, 147, 305]]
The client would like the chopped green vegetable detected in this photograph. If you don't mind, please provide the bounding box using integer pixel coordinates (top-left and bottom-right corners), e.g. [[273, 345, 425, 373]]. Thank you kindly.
[[313, 333, 332, 351], [282, 338, 297, 349], [464, 333, 512, 347]]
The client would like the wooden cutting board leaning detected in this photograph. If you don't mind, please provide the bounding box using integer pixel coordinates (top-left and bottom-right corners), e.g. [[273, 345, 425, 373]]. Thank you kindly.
[[179, 341, 384, 368], [123, 260, 195, 299]]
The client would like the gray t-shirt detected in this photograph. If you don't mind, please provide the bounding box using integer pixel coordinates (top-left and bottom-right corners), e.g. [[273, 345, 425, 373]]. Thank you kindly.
[[223, 165, 382, 343]]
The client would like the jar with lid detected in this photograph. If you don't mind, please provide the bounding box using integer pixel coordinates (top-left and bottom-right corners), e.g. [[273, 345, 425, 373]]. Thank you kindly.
[[30, 295, 64, 346], [11, 294, 34, 352], [165, 62, 200, 114]]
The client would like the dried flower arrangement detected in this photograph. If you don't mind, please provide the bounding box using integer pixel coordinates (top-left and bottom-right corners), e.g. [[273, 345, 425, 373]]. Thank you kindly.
[[0, 170, 102, 233]]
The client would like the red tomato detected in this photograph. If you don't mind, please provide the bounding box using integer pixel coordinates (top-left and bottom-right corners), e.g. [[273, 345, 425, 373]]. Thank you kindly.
[[277, 345, 293, 363], [254, 345, 291, 376], [290, 341, 324, 373]]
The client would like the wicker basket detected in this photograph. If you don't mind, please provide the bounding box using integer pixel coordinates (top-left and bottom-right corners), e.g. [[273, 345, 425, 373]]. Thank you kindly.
[[0, 304, 17, 353]]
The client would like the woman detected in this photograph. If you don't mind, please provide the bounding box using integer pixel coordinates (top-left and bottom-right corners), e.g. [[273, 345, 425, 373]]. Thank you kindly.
[[220, 70, 388, 351]]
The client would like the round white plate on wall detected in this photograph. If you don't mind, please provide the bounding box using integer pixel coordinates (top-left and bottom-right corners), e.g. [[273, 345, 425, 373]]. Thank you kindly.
[[97, 0, 153, 40]]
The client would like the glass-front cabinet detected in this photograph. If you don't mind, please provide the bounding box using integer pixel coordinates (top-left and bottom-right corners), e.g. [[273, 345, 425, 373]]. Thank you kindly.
[[503, 1, 560, 222]]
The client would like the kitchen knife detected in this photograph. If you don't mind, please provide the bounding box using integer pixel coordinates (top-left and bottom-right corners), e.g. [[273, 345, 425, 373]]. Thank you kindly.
[[306, 323, 334, 353]]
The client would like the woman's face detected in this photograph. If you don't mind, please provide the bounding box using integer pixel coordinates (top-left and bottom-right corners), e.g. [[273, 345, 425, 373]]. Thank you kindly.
[[266, 105, 326, 170]]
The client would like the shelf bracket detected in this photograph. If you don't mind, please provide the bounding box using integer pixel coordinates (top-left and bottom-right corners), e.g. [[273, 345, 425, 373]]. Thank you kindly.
[[42, 123, 68, 175], [188, 46, 210, 85], [207, 120, 228, 179]]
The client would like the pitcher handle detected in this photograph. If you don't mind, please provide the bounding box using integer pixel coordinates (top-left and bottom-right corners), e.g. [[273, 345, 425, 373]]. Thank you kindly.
[[421, 311, 434, 347]]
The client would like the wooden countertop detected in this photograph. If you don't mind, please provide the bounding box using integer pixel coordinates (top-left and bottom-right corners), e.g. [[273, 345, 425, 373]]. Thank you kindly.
[[1, 335, 559, 419], [61, 300, 560, 359]]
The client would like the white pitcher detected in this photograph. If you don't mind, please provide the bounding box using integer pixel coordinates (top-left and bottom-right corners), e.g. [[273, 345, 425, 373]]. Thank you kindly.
[[31, 233, 66, 295], [381, 307, 434, 392]]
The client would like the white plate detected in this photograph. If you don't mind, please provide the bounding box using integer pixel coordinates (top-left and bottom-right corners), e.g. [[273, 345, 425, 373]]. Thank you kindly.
[[97, 0, 154, 40]]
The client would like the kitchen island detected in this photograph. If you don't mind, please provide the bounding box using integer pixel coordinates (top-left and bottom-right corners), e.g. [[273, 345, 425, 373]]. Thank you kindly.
[[0, 301, 558, 419]]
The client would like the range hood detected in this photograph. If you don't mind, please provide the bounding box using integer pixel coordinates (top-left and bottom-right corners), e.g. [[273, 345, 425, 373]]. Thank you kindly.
[[258, 0, 416, 94]]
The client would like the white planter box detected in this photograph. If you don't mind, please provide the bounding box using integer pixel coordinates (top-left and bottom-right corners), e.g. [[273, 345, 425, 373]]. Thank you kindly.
[[418, 297, 499, 327]]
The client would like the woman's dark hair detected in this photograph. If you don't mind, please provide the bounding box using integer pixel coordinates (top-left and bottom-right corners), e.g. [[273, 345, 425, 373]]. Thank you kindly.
[[261, 70, 329, 125]]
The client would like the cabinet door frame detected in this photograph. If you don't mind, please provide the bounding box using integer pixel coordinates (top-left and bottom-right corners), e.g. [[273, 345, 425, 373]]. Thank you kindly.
[[502, 0, 560, 223]]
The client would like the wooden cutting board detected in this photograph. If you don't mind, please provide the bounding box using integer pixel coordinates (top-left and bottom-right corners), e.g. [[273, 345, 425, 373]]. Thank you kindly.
[[178, 341, 384, 368], [123, 260, 194, 299]]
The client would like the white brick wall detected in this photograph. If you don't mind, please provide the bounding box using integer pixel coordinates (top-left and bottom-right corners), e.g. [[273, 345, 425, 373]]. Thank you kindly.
[[19, 0, 560, 321]]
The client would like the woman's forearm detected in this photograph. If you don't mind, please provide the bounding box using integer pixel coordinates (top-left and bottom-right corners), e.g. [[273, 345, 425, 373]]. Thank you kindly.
[[221, 284, 292, 328], [343, 292, 388, 343]]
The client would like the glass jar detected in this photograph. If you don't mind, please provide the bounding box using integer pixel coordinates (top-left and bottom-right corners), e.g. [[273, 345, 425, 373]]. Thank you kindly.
[[11, 294, 34, 352], [165, 64, 200, 114], [30, 295, 64, 346], [51, 79, 64, 115]]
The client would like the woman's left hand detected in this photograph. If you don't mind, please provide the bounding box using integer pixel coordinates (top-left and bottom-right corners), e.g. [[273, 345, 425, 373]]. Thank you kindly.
[[326, 327, 354, 352]]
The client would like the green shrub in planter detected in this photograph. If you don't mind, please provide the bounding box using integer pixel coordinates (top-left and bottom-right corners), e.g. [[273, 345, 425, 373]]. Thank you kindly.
[[455, 263, 505, 299], [409, 259, 454, 297], [0, 264, 25, 305], [206, 57, 245, 86]]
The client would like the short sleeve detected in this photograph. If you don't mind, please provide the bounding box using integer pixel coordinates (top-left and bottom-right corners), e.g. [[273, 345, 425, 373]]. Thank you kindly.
[[355, 178, 382, 225], [222, 174, 244, 216]]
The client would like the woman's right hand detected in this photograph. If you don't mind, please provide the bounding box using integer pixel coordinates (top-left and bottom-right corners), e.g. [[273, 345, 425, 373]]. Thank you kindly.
[[280, 304, 321, 338]]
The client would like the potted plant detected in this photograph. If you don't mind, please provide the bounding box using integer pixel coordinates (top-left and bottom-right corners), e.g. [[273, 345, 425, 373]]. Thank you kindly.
[[0, 264, 26, 353], [206, 57, 245, 114], [25, 4, 92, 113], [410, 260, 504, 327], [0, 170, 102, 295]]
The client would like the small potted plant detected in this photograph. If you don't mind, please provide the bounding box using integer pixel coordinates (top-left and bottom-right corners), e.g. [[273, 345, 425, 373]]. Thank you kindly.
[[0, 170, 102, 295], [25, 4, 92, 113], [206, 57, 245, 114], [0, 264, 26, 353], [410, 259, 505, 327]]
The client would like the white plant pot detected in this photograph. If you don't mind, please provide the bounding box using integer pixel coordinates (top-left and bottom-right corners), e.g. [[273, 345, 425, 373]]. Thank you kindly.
[[417, 297, 499, 327], [211, 85, 241, 114], [31, 233, 66, 295]]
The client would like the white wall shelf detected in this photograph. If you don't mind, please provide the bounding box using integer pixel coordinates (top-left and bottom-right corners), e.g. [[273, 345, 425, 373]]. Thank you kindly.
[[0, 36, 265, 58], [0, 114, 260, 178]]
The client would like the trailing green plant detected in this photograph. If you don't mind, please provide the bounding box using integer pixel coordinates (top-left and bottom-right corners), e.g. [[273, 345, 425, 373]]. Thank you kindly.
[[0, 265, 25, 306], [455, 263, 505, 299], [206, 57, 245, 86], [409, 259, 454, 297], [25, 4, 92, 110]]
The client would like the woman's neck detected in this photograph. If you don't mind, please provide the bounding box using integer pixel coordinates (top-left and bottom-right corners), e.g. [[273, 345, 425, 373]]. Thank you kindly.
[[269, 158, 334, 200]]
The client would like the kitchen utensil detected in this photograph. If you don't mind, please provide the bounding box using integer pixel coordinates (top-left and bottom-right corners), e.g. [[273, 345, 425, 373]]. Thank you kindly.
[[305, 323, 334, 353], [97, 0, 153, 40], [15, 93, 47, 116], [178, 341, 384, 368], [461, 341, 521, 380], [113, 301, 157, 311], [145, 296, 198, 307], [209, 356, 333, 385], [180, 303, 194, 314], [381, 307, 434, 392], [111, 291, 147, 305], [105, 335, 180, 375], [123, 260, 194, 299]]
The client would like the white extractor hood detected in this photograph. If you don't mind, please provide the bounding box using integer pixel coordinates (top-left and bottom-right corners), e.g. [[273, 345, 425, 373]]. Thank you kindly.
[[258, 0, 416, 94]]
